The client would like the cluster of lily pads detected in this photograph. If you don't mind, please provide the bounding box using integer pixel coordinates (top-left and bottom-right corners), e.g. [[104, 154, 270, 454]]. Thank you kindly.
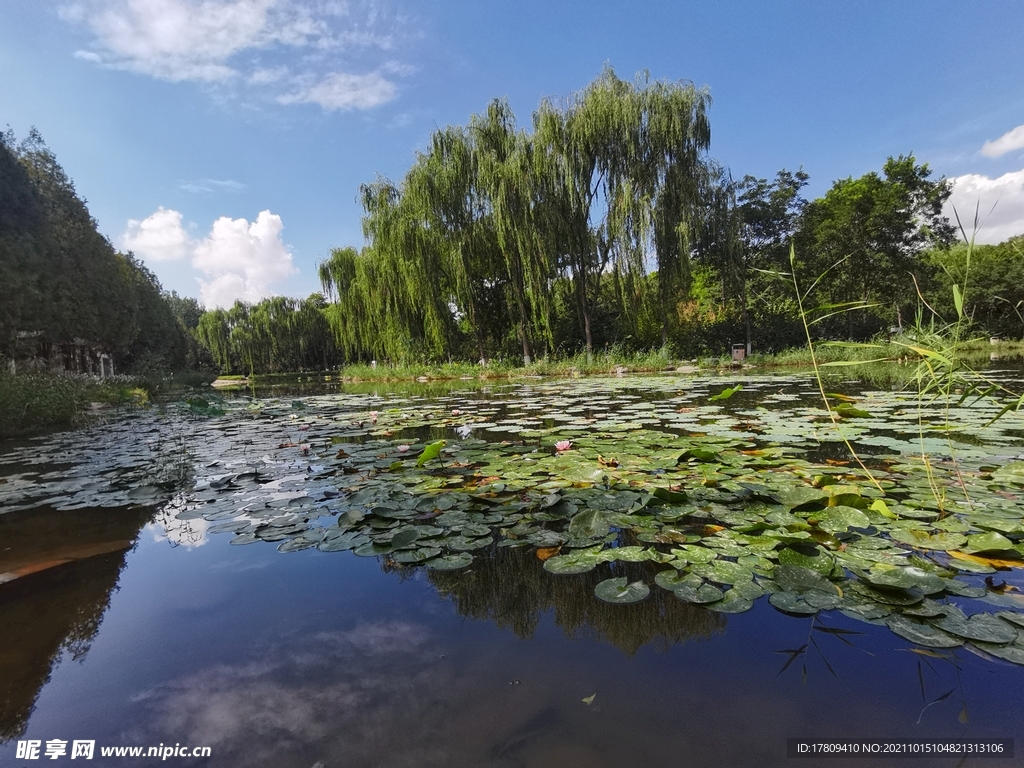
[[3, 373, 1024, 663]]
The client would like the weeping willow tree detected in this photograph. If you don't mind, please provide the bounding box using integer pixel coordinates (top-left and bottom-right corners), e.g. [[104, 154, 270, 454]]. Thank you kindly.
[[361, 178, 457, 361], [314, 67, 713, 365], [405, 127, 499, 363], [641, 76, 712, 345], [470, 100, 554, 364], [532, 67, 712, 356]]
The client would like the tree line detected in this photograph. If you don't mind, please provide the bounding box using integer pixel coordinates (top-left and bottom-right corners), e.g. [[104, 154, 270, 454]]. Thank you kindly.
[[6, 68, 1022, 379], [1, 129, 204, 374], [301, 67, 1021, 371]]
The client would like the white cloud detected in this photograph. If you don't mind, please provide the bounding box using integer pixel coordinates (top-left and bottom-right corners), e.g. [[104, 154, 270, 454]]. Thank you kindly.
[[178, 178, 248, 194], [277, 70, 395, 111], [120, 207, 297, 306], [121, 206, 192, 261], [61, 0, 405, 109], [945, 168, 1024, 244], [982, 124, 1024, 158], [192, 210, 297, 307]]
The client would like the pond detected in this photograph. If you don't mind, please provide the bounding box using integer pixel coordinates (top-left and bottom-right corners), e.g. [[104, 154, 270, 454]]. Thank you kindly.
[[2, 371, 1024, 766]]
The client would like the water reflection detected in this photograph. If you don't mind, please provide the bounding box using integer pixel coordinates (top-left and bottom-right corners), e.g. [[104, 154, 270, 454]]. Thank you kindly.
[[0, 506, 151, 740], [407, 546, 724, 655]]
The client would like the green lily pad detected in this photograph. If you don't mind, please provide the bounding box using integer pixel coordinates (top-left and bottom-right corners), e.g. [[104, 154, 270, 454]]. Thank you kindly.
[[673, 583, 725, 604], [353, 542, 394, 557], [886, 615, 964, 648], [963, 531, 1016, 554], [318, 531, 370, 551], [848, 581, 924, 606], [889, 529, 967, 551], [690, 560, 754, 585], [595, 577, 650, 604], [447, 535, 493, 551], [425, 553, 473, 570], [995, 611, 1024, 629], [654, 569, 699, 590], [776, 486, 829, 510], [773, 564, 835, 594], [389, 528, 421, 548], [863, 566, 946, 594], [929, 611, 1020, 644], [777, 545, 835, 575], [817, 505, 871, 533], [706, 588, 754, 613], [277, 537, 317, 552], [568, 509, 610, 539], [543, 547, 608, 574], [392, 546, 443, 563], [770, 591, 824, 614], [970, 642, 1024, 665]]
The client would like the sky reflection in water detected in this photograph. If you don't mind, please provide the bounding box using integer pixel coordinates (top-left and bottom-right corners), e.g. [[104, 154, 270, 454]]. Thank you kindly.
[[2, 374, 1024, 766]]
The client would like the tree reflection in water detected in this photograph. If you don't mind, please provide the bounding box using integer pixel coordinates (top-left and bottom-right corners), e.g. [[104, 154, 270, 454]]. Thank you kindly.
[[0, 506, 151, 741], [386, 545, 725, 656]]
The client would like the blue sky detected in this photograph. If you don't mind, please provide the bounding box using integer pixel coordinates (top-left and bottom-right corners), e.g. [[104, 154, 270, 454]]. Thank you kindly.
[[3, 0, 1024, 308]]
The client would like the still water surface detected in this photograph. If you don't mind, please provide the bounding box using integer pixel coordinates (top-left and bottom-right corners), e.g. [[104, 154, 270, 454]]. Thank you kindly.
[[2, 373, 1023, 767]]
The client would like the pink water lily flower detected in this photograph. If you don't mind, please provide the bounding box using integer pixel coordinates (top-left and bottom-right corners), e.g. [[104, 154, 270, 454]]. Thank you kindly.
[[370, 410, 378, 423], [555, 440, 573, 452], [451, 409, 462, 416], [397, 444, 410, 453]]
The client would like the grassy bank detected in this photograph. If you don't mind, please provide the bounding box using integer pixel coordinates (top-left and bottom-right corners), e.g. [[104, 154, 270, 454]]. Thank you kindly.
[[334, 348, 679, 382], [0, 370, 215, 438], [322, 338, 1024, 383]]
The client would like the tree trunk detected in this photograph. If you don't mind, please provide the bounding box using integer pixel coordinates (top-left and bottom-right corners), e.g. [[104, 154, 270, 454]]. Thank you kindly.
[[741, 273, 751, 355]]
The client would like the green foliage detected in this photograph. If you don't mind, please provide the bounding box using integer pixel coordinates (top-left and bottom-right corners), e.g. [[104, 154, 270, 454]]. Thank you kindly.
[[794, 155, 955, 334], [925, 237, 1024, 337], [0, 129, 196, 375], [196, 294, 338, 375]]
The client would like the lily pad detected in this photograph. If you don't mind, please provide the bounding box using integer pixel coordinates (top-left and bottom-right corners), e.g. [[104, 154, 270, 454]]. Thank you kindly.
[[392, 546, 443, 563], [777, 545, 835, 575], [568, 509, 611, 539], [773, 564, 835, 594], [673, 582, 725, 604], [929, 611, 1020, 644], [706, 589, 754, 613], [886, 615, 964, 648], [595, 577, 650, 604], [425, 553, 473, 570], [862, 566, 946, 595]]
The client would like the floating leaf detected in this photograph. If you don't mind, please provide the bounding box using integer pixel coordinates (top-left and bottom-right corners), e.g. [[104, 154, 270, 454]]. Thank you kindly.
[[673, 583, 724, 604], [568, 509, 610, 539], [773, 564, 835, 594], [886, 615, 963, 648], [929, 611, 1020, 644], [543, 547, 608, 575], [770, 591, 824, 615], [863, 566, 946, 595], [706, 589, 755, 613], [594, 577, 650, 604], [425, 553, 473, 570], [889, 529, 967, 551], [778, 545, 835, 575], [392, 547, 442, 563], [962, 531, 1016, 554], [817, 505, 870, 533]]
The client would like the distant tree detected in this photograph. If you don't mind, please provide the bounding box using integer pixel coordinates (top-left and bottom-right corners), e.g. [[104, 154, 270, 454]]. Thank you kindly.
[[926, 236, 1024, 337], [795, 155, 955, 336]]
